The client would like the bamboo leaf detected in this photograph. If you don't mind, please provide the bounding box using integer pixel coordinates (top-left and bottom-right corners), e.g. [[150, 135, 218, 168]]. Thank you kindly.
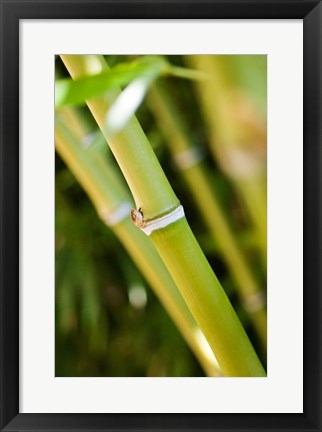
[[55, 56, 168, 108], [55, 56, 206, 109], [104, 70, 159, 136]]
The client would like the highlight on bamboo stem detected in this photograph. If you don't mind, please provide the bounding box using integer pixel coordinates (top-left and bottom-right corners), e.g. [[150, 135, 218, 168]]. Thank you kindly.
[[55, 54, 267, 377]]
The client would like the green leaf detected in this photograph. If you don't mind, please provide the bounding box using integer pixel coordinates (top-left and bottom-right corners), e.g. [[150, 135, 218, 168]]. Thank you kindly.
[[103, 62, 209, 136], [55, 56, 168, 108], [104, 67, 161, 136], [55, 56, 206, 109]]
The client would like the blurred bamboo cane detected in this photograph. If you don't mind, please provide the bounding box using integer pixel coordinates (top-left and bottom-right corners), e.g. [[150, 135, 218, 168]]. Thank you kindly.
[[186, 55, 267, 269]]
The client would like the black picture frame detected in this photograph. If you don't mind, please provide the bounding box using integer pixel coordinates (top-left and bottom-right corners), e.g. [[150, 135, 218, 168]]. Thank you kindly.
[[1, 1, 321, 431]]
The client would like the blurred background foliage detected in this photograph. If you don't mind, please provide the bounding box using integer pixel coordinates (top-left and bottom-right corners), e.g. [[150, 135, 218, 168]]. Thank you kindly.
[[55, 55, 267, 377]]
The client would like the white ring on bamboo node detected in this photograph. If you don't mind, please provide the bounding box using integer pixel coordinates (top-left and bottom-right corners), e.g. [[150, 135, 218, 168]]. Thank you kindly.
[[173, 146, 204, 170], [131, 205, 185, 236], [243, 290, 266, 313], [100, 202, 132, 226]]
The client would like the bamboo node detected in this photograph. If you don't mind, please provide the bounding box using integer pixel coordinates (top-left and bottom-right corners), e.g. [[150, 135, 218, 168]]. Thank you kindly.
[[99, 202, 132, 226], [243, 290, 266, 313], [173, 146, 205, 170], [131, 205, 185, 235]]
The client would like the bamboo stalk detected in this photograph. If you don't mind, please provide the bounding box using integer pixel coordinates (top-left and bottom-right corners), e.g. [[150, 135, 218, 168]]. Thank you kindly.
[[60, 54, 266, 376], [187, 55, 267, 266]]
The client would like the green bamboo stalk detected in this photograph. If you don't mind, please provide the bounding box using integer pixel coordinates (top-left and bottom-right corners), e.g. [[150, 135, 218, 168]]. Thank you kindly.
[[60, 54, 266, 376], [186, 55, 267, 265], [147, 82, 267, 349], [55, 111, 221, 377]]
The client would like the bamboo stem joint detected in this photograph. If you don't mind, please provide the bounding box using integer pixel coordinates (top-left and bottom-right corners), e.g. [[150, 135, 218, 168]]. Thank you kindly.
[[131, 205, 185, 236]]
